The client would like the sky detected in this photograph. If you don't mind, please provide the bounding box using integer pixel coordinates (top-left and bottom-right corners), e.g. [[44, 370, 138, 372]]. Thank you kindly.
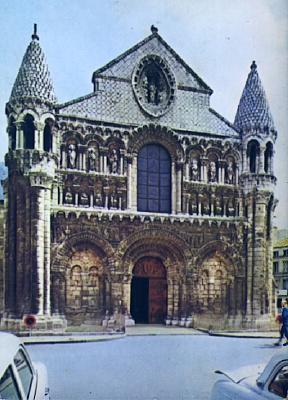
[[0, 0, 287, 228]]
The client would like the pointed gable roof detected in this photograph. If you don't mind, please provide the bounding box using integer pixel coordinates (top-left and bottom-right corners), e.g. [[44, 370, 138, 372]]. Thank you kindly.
[[10, 26, 56, 104], [234, 61, 275, 131], [92, 28, 213, 94]]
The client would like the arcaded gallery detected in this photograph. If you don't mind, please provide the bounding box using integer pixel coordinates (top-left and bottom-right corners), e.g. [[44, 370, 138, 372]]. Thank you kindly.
[[1, 26, 277, 330]]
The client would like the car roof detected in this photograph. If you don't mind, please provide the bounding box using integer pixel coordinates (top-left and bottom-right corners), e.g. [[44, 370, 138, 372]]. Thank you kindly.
[[0, 332, 23, 377], [257, 351, 288, 386]]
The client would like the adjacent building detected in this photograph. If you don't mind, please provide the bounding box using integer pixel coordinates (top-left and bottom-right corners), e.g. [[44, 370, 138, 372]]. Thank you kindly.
[[273, 233, 288, 310], [1, 26, 278, 331]]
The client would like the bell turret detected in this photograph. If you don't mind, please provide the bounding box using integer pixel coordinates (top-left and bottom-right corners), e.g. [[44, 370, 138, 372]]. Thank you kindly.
[[235, 61, 277, 191], [6, 24, 57, 154]]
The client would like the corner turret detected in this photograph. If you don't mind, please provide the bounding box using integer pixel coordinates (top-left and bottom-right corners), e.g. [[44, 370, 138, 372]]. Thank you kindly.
[[235, 61, 277, 192], [6, 24, 57, 156]]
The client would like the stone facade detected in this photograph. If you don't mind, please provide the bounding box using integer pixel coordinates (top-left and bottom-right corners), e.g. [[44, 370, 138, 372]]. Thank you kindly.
[[1, 26, 278, 330]]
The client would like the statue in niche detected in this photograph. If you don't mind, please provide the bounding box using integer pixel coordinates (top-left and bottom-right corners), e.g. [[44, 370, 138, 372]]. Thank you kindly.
[[141, 67, 166, 106], [227, 200, 235, 216], [202, 199, 210, 215], [94, 192, 103, 207], [209, 161, 217, 182], [226, 161, 234, 184], [190, 159, 199, 181], [88, 147, 97, 171], [67, 144, 77, 169], [80, 192, 89, 207], [109, 149, 119, 174], [64, 190, 73, 205], [215, 198, 222, 216]]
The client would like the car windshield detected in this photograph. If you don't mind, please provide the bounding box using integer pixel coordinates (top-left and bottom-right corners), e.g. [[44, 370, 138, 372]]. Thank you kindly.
[[14, 349, 33, 398], [0, 366, 21, 400]]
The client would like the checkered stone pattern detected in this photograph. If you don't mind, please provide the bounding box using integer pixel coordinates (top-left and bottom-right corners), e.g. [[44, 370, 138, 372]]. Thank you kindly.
[[234, 64, 274, 131], [59, 77, 238, 137], [10, 39, 56, 103], [93, 36, 204, 89]]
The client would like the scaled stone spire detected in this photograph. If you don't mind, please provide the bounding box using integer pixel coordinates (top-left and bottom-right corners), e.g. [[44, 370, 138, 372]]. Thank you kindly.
[[9, 24, 57, 103], [234, 61, 274, 131]]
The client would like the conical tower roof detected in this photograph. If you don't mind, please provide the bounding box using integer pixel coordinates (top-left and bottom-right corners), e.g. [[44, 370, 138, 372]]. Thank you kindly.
[[234, 61, 274, 131], [9, 25, 56, 104]]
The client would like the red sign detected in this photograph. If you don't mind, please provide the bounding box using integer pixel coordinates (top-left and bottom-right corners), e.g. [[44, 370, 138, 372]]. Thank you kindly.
[[23, 315, 37, 328]]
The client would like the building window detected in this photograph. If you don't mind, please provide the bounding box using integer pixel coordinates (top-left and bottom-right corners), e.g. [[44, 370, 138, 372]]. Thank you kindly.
[[273, 262, 279, 274], [274, 251, 279, 258], [283, 279, 288, 290], [23, 114, 35, 149], [137, 144, 171, 213], [247, 140, 260, 173], [264, 142, 273, 173], [43, 120, 53, 152], [283, 261, 288, 273], [283, 249, 288, 257]]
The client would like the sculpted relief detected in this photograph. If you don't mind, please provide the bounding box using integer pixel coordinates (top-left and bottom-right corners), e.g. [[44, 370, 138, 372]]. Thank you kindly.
[[132, 55, 176, 117]]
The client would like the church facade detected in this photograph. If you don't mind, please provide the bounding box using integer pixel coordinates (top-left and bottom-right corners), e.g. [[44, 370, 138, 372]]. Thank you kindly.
[[1, 26, 278, 330]]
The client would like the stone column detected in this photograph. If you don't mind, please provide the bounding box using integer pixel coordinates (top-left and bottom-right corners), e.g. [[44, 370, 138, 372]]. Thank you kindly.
[[259, 145, 265, 174], [211, 195, 215, 217], [202, 159, 208, 183], [120, 149, 125, 175], [219, 161, 225, 184], [16, 122, 24, 149], [176, 162, 182, 214], [58, 186, 64, 205], [171, 162, 176, 214], [104, 155, 108, 174], [78, 153, 83, 171], [44, 185, 51, 315], [61, 149, 66, 169], [75, 193, 79, 206], [126, 157, 132, 210], [236, 166, 239, 185], [131, 155, 137, 211], [30, 174, 53, 316], [185, 162, 190, 181]]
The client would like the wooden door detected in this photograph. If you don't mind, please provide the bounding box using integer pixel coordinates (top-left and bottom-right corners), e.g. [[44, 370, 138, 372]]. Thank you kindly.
[[132, 257, 167, 324]]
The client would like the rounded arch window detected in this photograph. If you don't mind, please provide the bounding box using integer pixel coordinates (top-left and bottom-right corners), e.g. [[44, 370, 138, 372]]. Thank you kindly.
[[137, 143, 171, 213], [23, 114, 35, 149], [43, 119, 53, 152], [247, 140, 260, 173], [264, 142, 273, 173]]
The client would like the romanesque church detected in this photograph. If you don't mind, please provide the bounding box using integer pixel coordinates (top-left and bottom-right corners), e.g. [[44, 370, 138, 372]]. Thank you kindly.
[[1, 25, 277, 330]]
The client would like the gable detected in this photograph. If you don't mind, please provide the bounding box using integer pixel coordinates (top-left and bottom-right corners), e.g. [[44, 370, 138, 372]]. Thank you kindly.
[[92, 33, 212, 94]]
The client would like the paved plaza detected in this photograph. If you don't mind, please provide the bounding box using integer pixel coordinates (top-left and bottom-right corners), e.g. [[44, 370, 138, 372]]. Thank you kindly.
[[27, 332, 283, 400]]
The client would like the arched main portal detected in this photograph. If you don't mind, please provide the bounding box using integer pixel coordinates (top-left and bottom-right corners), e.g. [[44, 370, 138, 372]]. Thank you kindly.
[[130, 257, 167, 324]]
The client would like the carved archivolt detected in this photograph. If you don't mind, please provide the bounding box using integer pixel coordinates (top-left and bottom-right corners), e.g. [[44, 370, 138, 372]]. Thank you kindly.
[[117, 227, 190, 276], [128, 124, 184, 162]]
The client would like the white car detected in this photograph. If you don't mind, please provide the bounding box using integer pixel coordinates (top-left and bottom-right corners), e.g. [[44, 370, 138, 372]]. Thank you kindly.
[[211, 352, 288, 399], [0, 332, 49, 399]]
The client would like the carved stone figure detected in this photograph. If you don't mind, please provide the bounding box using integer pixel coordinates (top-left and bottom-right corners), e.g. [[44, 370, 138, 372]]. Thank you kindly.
[[190, 159, 199, 181], [226, 161, 234, 184], [110, 195, 118, 209], [109, 149, 119, 174], [209, 161, 217, 182], [215, 198, 222, 216], [65, 190, 73, 205], [80, 192, 89, 207], [94, 192, 103, 207], [88, 147, 97, 171], [67, 144, 77, 169]]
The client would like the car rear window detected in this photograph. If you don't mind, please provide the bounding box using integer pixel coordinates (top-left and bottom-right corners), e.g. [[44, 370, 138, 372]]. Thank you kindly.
[[0, 366, 21, 399], [14, 349, 33, 398]]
